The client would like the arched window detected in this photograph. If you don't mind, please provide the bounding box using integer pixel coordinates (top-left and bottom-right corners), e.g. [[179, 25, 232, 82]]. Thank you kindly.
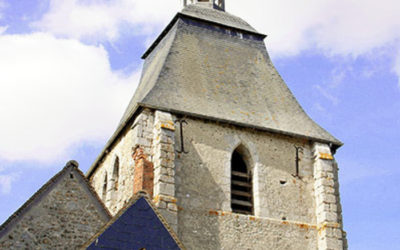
[[102, 172, 108, 201], [231, 149, 253, 215], [112, 157, 120, 191]]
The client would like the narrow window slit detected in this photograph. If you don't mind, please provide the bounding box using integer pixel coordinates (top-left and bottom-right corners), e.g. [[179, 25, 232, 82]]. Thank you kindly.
[[113, 157, 120, 191], [102, 172, 108, 201]]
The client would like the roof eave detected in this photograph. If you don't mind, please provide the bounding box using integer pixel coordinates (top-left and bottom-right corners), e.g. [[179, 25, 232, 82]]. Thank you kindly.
[[87, 101, 342, 178], [139, 103, 343, 147]]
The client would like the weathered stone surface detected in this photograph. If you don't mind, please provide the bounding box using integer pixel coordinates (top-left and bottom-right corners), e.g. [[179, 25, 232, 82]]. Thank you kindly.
[[179, 211, 317, 250], [174, 116, 317, 249], [0, 163, 110, 250], [313, 142, 346, 250], [90, 109, 154, 215], [86, 107, 347, 249]]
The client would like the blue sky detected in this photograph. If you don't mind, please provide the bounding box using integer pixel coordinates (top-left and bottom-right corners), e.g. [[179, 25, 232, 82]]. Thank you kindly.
[[0, 0, 399, 249]]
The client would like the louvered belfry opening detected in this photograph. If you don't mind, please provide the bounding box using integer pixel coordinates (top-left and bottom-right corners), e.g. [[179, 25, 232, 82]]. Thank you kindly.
[[231, 150, 253, 215]]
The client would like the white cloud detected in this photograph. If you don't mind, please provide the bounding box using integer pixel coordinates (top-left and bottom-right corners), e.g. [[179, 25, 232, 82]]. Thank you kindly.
[[0, 173, 19, 195], [0, 25, 7, 34], [228, 0, 400, 57], [0, 33, 139, 163], [32, 0, 179, 42], [31, 0, 400, 57], [3, 0, 400, 164]]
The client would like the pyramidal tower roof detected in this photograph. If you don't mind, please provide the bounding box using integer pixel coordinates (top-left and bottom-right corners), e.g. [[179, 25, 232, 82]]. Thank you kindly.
[[91, 1, 341, 173]]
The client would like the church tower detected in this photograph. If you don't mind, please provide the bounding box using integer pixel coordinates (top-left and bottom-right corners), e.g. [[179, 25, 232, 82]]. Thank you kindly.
[[87, 1, 347, 249]]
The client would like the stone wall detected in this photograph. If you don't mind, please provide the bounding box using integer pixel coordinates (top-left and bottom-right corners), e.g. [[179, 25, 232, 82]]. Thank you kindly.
[[90, 108, 154, 215], [0, 167, 110, 249], [174, 116, 318, 249], [89, 109, 346, 249], [179, 210, 317, 250]]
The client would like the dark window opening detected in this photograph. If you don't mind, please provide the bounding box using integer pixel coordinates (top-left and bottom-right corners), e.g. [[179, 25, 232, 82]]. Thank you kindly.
[[102, 172, 108, 201], [231, 150, 253, 215], [113, 157, 120, 191]]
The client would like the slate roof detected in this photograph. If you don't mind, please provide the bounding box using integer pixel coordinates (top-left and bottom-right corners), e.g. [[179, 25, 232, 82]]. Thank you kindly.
[[82, 192, 184, 250], [0, 161, 111, 238], [88, 4, 341, 177]]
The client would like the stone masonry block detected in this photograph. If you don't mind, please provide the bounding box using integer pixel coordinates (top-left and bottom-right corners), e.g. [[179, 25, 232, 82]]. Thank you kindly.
[[318, 212, 338, 223], [154, 158, 174, 169], [155, 200, 167, 209], [326, 172, 335, 179], [161, 143, 175, 153], [321, 193, 337, 204], [158, 175, 175, 184], [155, 111, 174, 125], [134, 137, 152, 147], [316, 203, 330, 214], [330, 204, 338, 212], [315, 178, 335, 188], [154, 166, 175, 178], [319, 227, 333, 239], [154, 142, 174, 154], [154, 182, 175, 197], [315, 185, 335, 196], [319, 237, 343, 250], [313, 142, 331, 156], [153, 150, 168, 159], [314, 170, 328, 179], [318, 161, 334, 172], [326, 212, 338, 222], [167, 202, 178, 212], [332, 228, 343, 239], [155, 134, 173, 144]]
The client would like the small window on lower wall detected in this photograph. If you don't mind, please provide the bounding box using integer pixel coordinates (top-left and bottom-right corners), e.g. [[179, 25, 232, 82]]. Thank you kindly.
[[102, 172, 108, 201], [231, 149, 253, 215]]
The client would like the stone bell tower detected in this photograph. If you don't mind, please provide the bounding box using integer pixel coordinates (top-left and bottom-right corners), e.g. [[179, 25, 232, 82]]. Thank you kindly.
[[87, 1, 347, 249], [182, 0, 225, 11]]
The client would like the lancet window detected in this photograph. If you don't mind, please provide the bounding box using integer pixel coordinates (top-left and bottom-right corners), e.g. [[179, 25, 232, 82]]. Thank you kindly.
[[231, 148, 253, 215]]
